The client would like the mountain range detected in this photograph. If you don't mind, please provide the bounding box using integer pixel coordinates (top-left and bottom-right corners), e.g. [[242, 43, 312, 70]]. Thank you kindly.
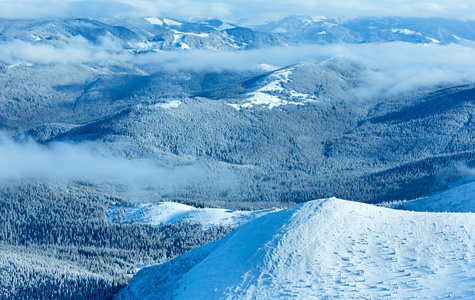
[[2, 16, 475, 52], [255, 16, 475, 45], [1, 15, 475, 300], [8, 60, 472, 207]]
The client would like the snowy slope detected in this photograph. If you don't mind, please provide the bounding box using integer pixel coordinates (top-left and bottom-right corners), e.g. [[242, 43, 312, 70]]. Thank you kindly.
[[116, 198, 475, 299], [397, 180, 475, 213], [205, 60, 362, 110], [109, 202, 273, 229], [238, 66, 318, 109]]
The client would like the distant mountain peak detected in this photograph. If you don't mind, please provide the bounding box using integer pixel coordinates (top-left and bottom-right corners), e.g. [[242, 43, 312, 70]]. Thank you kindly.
[[253, 16, 475, 45]]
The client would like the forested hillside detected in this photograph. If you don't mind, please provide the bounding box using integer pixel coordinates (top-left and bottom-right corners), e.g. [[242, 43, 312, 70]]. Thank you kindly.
[[44, 83, 475, 207], [0, 182, 232, 299]]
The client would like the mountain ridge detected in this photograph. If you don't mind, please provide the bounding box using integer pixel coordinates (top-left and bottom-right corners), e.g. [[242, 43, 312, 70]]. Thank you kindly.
[[2, 16, 475, 54], [117, 197, 475, 299], [254, 16, 475, 45]]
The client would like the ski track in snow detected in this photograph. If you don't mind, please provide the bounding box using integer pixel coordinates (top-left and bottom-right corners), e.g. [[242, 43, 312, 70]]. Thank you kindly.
[[117, 197, 475, 299]]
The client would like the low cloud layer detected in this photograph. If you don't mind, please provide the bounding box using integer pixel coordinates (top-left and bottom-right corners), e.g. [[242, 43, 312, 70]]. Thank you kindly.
[[325, 42, 475, 98], [0, 0, 474, 22], [2, 38, 475, 99], [0, 135, 232, 200], [0, 37, 131, 65]]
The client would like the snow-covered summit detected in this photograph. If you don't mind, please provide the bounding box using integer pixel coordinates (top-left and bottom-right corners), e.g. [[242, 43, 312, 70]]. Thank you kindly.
[[116, 198, 475, 299]]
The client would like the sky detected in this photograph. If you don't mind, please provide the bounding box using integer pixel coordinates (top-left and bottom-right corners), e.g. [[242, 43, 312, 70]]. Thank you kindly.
[[0, 0, 473, 22]]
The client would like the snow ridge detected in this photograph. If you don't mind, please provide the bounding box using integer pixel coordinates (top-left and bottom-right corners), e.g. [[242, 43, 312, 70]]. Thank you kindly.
[[109, 202, 272, 229], [117, 198, 475, 299]]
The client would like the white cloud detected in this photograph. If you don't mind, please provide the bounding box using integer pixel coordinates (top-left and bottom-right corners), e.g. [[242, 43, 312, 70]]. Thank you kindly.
[[323, 42, 475, 98], [0, 0, 474, 21], [132, 42, 475, 98], [2, 37, 475, 99], [0, 37, 132, 64], [0, 134, 233, 201]]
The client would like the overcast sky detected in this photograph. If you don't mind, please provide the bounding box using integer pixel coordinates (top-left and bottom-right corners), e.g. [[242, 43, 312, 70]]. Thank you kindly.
[[0, 0, 473, 22]]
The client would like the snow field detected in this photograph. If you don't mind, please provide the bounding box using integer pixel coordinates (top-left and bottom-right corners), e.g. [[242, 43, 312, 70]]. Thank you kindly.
[[109, 202, 273, 229], [117, 197, 475, 299]]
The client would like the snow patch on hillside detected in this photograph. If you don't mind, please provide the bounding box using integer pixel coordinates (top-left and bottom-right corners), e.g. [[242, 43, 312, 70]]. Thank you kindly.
[[117, 198, 475, 299], [180, 42, 191, 50], [272, 27, 287, 33], [427, 37, 441, 44], [150, 101, 182, 109], [108, 202, 273, 229], [30, 34, 42, 41], [7, 63, 34, 69], [232, 67, 318, 109], [144, 17, 163, 26], [311, 16, 329, 22], [391, 28, 422, 35], [323, 21, 338, 27], [173, 31, 210, 38], [242, 92, 299, 109], [132, 40, 154, 50], [258, 63, 278, 71], [216, 23, 236, 31], [163, 18, 182, 27], [169, 30, 211, 49]]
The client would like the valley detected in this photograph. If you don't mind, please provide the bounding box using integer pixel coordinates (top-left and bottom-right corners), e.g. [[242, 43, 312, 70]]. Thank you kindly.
[[0, 14, 474, 299]]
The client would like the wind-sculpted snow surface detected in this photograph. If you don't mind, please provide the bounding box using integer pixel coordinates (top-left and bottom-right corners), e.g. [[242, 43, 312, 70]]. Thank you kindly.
[[116, 198, 475, 299]]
